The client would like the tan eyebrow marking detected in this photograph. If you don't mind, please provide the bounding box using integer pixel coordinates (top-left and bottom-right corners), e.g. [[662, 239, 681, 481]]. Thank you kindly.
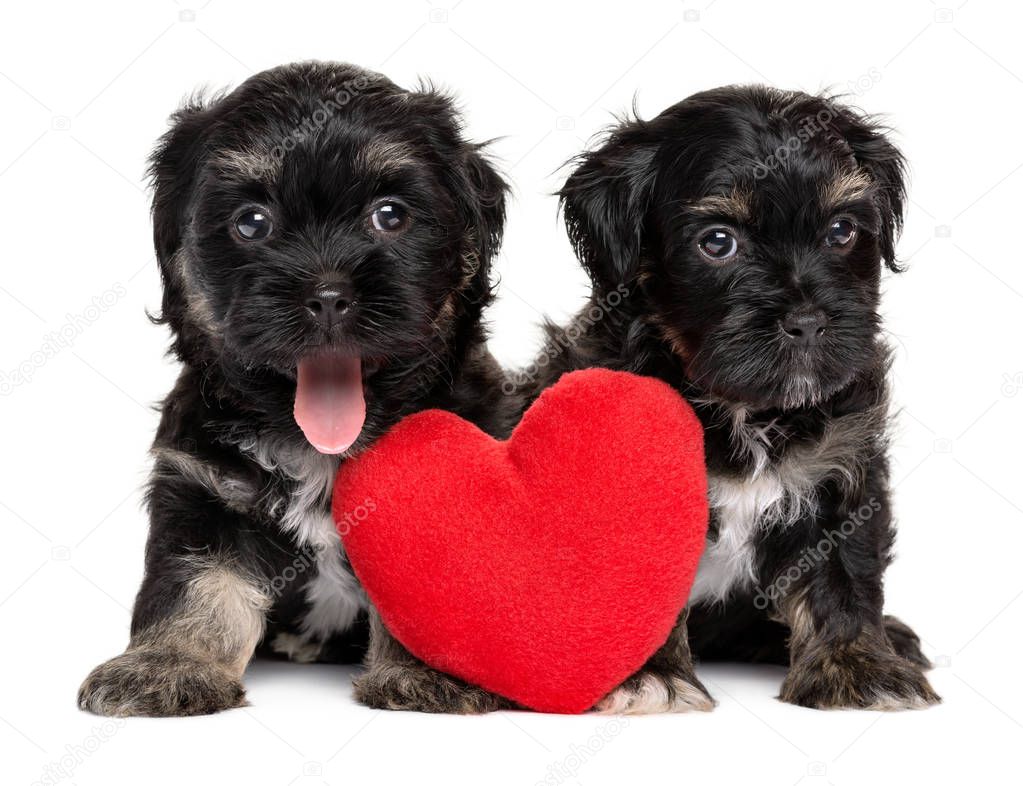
[[357, 138, 417, 176], [821, 169, 873, 211], [687, 190, 752, 223], [213, 146, 281, 182]]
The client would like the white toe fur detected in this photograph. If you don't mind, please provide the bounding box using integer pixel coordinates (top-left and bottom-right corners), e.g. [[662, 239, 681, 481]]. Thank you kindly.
[[596, 673, 715, 714]]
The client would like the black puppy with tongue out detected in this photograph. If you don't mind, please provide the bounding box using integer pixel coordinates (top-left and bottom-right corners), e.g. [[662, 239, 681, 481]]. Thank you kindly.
[[78, 62, 518, 719]]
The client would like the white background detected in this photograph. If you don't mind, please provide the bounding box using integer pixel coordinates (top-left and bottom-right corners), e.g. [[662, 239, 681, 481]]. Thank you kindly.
[[2, 0, 1021, 784]]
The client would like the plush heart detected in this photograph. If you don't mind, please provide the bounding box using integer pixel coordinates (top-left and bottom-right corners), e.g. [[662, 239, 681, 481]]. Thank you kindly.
[[333, 368, 708, 714]]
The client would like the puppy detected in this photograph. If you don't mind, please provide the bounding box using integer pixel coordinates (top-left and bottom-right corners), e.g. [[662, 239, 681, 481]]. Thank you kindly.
[[526, 86, 940, 712], [78, 61, 515, 716]]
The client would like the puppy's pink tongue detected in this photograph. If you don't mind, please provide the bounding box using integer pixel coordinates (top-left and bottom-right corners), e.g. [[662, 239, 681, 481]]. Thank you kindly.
[[294, 354, 365, 454]]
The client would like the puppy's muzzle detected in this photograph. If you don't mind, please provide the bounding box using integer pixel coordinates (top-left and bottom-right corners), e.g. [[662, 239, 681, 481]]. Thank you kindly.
[[780, 308, 828, 349], [305, 279, 355, 331]]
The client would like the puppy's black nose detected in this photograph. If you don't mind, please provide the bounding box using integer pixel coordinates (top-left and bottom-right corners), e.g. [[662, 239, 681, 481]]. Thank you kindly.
[[305, 282, 354, 329], [781, 309, 828, 348]]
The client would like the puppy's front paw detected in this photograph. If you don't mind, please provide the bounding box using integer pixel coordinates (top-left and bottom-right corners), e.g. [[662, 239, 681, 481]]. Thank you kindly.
[[781, 644, 940, 711], [595, 669, 715, 714], [883, 615, 931, 669], [353, 664, 508, 714], [78, 649, 246, 717]]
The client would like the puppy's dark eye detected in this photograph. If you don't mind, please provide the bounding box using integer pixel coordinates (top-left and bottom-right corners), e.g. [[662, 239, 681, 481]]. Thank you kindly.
[[370, 202, 409, 234], [697, 229, 739, 261], [825, 217, 857, 248], [235, 210, 273, 241]]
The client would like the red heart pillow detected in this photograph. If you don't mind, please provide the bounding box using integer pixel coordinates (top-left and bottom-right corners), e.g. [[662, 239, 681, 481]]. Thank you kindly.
[[333, 369, 708, 713]]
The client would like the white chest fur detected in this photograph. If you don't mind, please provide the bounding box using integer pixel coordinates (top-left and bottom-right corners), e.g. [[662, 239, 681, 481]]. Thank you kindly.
[[688, 471, 789, 605], [294, 511, 365, 638], [687, 403, 876, 607], [244, 438, 366, 639]]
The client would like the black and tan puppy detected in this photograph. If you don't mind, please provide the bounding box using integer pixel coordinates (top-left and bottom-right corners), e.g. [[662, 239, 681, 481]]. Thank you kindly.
[[524, 86, 939, 712], [78, 61, 516, 716]]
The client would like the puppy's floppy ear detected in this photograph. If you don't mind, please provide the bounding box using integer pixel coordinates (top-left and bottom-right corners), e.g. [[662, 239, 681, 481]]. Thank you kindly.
[[832, 107, 907, 272], [456, 143, 508, 309], [559, 122, 658, 290], [407, 85, 508, 312], [147, 94, 222, 326], [150, 96, 219, 263]]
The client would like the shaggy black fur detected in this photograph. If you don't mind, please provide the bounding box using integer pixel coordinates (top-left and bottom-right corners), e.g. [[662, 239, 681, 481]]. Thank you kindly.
[[78, 61, 517, 717], [524, 86, 939, 711]]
